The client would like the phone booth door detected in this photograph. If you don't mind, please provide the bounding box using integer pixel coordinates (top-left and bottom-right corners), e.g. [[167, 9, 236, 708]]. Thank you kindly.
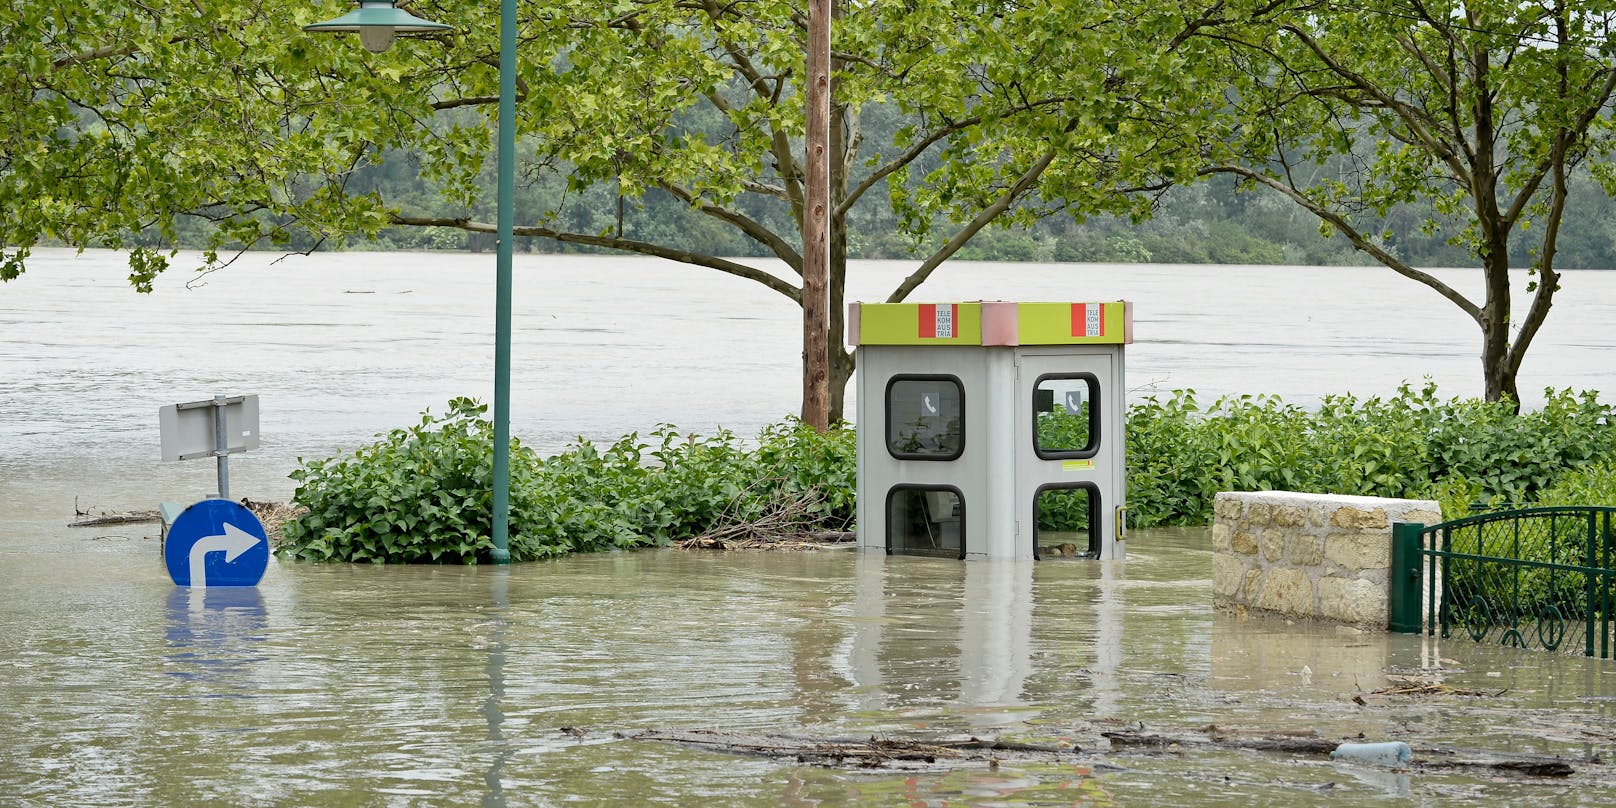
[[1014, 350, 1125, 560]]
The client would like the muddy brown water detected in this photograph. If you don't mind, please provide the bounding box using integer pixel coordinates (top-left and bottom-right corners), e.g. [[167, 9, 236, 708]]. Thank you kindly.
[[7, 250, 1616, 805], [7, 529, 1616, 805]]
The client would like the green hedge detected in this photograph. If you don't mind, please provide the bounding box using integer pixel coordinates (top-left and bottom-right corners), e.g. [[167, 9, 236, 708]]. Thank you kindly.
[[277, 400, 854, 563], [1127, 384, 1616, 528], [278, 384, 1615, 562]]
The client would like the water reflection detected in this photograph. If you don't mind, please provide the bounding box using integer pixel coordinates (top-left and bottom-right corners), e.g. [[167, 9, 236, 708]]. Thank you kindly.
[[836, 553, 1132, 732], [1211, 612, 1400, 695], [1092, 558, 1126, 719], [482, 569, 510, 808], [958, 561, 1034, 727], [164, 587, 268, 694]]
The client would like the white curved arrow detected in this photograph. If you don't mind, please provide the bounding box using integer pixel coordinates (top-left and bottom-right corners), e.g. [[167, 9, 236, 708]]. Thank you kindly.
[[187, 522, 261, 588]]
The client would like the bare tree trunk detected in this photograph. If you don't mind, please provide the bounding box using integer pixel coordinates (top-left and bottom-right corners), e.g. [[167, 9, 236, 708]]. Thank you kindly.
[[1482, 322, 1518, 409], [799, 0, 832, 429], [825, 30, 852, 425]]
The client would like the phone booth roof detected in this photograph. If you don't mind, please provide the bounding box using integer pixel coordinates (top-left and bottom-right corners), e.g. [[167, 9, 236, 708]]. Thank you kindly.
[[849, 301, 1133, 347]]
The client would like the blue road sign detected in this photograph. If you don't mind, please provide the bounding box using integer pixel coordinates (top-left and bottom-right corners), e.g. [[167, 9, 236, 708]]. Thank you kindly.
[[163, 499, 269, 588]]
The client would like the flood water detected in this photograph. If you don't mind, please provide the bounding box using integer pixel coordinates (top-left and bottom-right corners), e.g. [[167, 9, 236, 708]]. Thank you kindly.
[[6, 249, 1616, 805]]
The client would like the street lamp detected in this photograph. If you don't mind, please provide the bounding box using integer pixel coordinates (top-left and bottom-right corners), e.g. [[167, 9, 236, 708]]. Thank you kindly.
[[303, 0, 451, 53], [305, 0, 517, 564]]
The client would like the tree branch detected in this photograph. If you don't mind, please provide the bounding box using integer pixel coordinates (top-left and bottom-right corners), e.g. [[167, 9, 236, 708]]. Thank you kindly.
[[1279, 24, 1470, 184], [1511, 142, 1566, 377], [884, 150, 1057, 303], [1205, 164, 1482, 323], [836, 91, 1071, 218], [389, 214, 801, 302], [432, 95, 500, 111], [1509, 10, 1573, 377], [840, 115, 980, 219], [1501, 66, 1616, 228], [658, 182, 804, 272]]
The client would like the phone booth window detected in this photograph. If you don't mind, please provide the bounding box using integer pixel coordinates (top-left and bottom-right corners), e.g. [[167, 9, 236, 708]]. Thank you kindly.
[[887, 486, 964, 558], [886, 376, 964, 460], [1035, 484, 1099, 559], [1033, 374, 1099, 458]]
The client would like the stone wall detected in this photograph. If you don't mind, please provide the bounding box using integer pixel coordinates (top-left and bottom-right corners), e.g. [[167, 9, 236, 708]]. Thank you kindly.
[[1212, 491, 1440, 627]]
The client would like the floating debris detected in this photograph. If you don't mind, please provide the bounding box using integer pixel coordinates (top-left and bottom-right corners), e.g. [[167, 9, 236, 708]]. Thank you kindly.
[[612, 728, 1094, 771], [69, 510, 159, 528], [612, 724, 1578, 778], [677, 488, 854, 551], [242, 499, 306, 542], [1371, 678, 1497, 697]]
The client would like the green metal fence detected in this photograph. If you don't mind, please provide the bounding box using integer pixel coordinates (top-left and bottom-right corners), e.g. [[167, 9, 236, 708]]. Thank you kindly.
[[1390, 507, 1616, 658]]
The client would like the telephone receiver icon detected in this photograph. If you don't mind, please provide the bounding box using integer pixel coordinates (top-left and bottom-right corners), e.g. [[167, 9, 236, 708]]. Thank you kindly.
[[924, 395, 938, 414]]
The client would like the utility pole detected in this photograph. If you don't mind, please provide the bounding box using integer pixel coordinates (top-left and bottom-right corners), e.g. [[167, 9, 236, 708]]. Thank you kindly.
[[802, 0, 831, 431]]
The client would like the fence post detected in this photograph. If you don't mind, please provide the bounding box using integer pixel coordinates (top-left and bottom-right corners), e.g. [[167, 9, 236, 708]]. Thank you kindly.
[[1588, 510, 1599, 658], [1388, 522, 1424, 634]]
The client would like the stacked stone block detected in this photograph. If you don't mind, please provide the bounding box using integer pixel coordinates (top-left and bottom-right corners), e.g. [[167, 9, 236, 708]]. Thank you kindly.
[[1212, 491, 1440, 627]]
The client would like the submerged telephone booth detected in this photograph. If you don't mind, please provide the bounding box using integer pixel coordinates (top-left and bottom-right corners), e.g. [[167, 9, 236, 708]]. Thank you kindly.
[[849, 301, 1131, 560]]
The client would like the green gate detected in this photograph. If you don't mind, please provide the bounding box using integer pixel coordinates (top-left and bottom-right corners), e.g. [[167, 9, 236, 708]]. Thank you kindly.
[[1390, 507, 1616, 658]]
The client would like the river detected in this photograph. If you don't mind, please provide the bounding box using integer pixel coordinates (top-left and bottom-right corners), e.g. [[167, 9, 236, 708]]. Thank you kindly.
[[4, 249, 1616, 805]]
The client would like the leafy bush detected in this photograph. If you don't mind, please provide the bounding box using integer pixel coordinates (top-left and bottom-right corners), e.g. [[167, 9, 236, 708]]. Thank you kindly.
[[1035, 487, 1092, 533], [278, 404, 854, 564], [1123, 384, 1616, 528], [1121, 390, 1210, 528], [1035, 405, 1092, 452], [279, 385, 1614, 562], [278, 397, 543, 563], [752, 419, 858, 528], [1532, 459, 1616, 508], [1427, 389, 1613, 502]]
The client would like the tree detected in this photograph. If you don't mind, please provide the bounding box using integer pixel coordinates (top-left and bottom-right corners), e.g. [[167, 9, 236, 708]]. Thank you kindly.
[[379, 0, 1195, 421], [0, 1, 445, 288], [3, 0, 1187, 422], [1175, 0, 1616, 406]]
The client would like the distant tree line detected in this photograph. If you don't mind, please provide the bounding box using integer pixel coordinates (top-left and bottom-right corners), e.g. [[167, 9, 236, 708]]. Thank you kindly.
[[145, 142, 1616, 270]]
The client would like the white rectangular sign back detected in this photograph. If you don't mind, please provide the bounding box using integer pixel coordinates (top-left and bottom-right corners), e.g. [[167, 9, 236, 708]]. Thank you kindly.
[[159, 395, 260, 462]]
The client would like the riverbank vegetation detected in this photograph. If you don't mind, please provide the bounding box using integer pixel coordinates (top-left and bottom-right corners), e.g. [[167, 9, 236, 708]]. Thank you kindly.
[[277, 398, 855, 563], [275, 386, 1616, 563], [1128, 384, 1614, 527]]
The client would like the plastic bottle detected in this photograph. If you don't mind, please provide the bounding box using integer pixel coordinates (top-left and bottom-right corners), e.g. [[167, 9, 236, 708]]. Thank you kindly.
[[1330, 741, 1413, 767]]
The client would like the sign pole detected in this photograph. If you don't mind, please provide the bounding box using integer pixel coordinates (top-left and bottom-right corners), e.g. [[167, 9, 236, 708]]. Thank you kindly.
[[213, 394, 230, 500]]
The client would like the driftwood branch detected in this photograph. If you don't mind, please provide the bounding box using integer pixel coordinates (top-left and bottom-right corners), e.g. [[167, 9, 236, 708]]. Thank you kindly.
[[614, 729, 1091, 770], [601, 724, 1585, 778], [1102, 728, 1578, 777], [678, 478, 852, 550], [69, 511, 159, 527]]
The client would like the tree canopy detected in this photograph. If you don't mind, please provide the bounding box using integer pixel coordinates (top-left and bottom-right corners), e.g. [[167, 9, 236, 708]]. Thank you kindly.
[[1168, 0, 1616, 404], [8, 0, 1616, 411], [379, 0, 1198, 417], [6, 0, 1197, 418], [0, 2, 436, 286]]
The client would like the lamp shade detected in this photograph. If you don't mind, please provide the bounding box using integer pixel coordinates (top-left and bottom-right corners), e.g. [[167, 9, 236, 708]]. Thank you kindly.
[[304, 1, 451, 52]]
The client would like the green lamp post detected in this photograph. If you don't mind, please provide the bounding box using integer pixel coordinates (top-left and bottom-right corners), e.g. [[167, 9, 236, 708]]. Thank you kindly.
[[305, 0, 517, 565]]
